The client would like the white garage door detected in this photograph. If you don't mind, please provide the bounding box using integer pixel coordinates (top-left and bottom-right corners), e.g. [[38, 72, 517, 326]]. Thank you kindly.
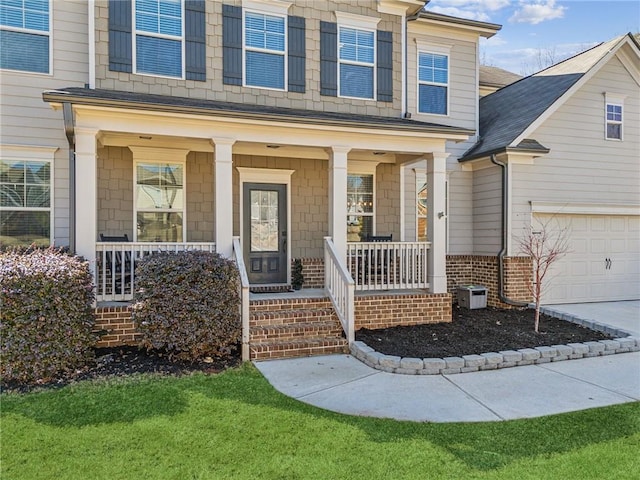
[[534, 214, 640, 304]]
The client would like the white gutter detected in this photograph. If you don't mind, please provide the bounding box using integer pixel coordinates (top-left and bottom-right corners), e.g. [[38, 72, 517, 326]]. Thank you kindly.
[[88, 0, 95, 89], [401, 10, 407, 116]]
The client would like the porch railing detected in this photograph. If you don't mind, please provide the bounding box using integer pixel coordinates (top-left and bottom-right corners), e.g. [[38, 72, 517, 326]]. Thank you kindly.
[[95, 242, 216, 302], [232, 237, 250, 362], [347, 241, 431, 291], [324, 237, 355, 344]]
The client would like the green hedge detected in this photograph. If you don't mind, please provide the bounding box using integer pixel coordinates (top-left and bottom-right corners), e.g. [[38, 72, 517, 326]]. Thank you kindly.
[[1, 247, 96, 384], [132, 251, 241, 362]]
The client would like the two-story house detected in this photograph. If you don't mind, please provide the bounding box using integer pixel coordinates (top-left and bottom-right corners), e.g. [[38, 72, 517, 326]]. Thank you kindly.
[[2, 1, 638, 360]]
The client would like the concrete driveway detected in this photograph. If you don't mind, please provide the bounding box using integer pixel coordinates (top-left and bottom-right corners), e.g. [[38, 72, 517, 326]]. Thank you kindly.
[[542, 300, 640, 336]]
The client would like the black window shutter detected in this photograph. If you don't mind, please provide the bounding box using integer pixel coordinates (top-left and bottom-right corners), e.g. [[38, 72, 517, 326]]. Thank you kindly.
[[287, 16, 305, 93], [185, 0, 206, 81], [108, 0, 132, 73], [222, 4, 242, 86], [377, 30, 393, 102], [320, 21, 337, 97]]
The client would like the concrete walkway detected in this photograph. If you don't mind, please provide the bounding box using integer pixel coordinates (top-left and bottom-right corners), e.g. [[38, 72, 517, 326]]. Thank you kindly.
[[255, 301, 640, 422]]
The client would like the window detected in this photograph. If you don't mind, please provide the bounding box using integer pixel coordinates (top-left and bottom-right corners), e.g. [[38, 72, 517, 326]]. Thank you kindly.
[[418, 52, 448, 115], [0, 159, 51, 246], [339, 26, 375, 99], [134, 0, 183, 78], [606, 103, 622, 140], [0, 0, 50, 73], [135, 162, 184, 242], [347, 174, 374, 241], [244, 11, 286, 89], [416, 173, 427, 242]]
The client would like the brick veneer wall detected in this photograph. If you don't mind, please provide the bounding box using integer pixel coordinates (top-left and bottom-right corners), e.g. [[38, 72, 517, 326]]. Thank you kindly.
[[446, 255, 532, 309], [355, 293, 452, 330], [94, 306, 138, 347], [298, 258, 324, 288]]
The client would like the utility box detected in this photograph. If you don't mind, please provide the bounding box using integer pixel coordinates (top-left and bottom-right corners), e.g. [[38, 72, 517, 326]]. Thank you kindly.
[[457, 285, 487, 309]]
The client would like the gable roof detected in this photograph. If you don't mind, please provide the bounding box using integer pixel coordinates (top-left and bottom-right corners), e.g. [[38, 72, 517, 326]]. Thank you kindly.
[[461, 33, 639, 162], [479, 66, 522, 89]]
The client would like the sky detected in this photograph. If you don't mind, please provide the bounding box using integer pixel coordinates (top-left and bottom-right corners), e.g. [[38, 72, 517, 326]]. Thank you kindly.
[[426, 0, 640, 75]]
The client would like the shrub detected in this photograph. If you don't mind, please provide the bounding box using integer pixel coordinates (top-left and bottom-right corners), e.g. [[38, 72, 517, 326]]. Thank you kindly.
[[0, 247, 96, 384], [132, 250, 241, 362]]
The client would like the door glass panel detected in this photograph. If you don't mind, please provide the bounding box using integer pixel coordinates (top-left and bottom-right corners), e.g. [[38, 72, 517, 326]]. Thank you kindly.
[[250, 190, 279, 252]]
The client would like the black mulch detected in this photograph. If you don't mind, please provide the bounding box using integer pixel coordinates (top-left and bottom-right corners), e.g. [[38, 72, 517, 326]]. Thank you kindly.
[[1, 346, 242, 394], [356, 305, 614, 358]]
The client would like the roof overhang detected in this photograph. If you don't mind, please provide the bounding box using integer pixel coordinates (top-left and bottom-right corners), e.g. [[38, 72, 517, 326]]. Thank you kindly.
[[414, 11, 501, 38], [459, 138, 550, 165]]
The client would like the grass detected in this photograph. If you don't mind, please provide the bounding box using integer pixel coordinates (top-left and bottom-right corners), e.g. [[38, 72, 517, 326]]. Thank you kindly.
[[2, 364, 639, 480]]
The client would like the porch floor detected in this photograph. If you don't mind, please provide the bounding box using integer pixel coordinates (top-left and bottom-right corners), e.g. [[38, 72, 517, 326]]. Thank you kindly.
[[249, 288, 431, 301]]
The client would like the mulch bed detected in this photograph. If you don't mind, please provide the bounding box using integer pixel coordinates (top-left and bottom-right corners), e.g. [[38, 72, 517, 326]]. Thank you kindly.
[[356, 305, 614, 358]]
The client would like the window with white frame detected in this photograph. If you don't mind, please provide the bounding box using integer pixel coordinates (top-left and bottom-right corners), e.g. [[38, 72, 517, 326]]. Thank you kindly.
[[134, 0, 183, 78], [244, 10, 286, 89], [606, 102, 623, 140], [416, 173, 427, 242], [418, 51, 448, 115], [347, 173, 374, 241], [135, 162, 185, 242], [0, 0, 50, 73], [339, 26, 375, 99], [0, 158, 51, 245]]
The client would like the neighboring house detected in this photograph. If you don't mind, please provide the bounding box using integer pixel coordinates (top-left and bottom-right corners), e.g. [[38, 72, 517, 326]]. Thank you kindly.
[[1, 1, 638, 359], [461, 33, 640, 304], [478, 65, 522, 97]]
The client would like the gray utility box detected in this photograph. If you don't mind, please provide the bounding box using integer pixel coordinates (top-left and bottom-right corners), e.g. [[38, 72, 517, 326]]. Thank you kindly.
[[457, 285, 488, 309]]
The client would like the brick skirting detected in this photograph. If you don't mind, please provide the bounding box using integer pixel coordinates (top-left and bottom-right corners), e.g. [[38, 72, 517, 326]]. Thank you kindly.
[[94, 305, 138, 348], [355, 293, 452, 330]]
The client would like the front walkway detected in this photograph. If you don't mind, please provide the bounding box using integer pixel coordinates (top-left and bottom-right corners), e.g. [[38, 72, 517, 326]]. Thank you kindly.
[[255, 301, 640, 422]]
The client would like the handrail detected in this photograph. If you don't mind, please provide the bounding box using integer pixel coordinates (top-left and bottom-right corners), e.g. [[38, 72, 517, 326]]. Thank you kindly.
[[232, 237, 251, 362], [324, 236, 355, 344]]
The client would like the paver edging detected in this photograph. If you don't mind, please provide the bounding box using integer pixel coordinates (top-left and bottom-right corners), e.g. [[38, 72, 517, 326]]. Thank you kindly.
[[350, 312, 640, 375]]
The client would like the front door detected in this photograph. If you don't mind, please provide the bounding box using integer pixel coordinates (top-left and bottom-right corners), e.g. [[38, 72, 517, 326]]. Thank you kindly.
[[243, 183, 288, 284]]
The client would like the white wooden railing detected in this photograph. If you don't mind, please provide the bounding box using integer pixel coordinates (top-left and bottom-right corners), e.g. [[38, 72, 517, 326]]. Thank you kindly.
[[324, 237, 355, 344], [232, 237, 250, 362], [347, 241, 431, 291], [95, 242, 216, 302]]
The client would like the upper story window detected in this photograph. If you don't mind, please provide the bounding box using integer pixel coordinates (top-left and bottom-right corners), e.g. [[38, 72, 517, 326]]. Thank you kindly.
[[339, 27, 375, 99], [135, 161, 185, 242], [134, 0, 183, 78], [244, 11, 286, 90], [606, 103, 623, 140], [1, 156, 52, 246], [0, 0, 50, 74], [418, 51, 448, 115]]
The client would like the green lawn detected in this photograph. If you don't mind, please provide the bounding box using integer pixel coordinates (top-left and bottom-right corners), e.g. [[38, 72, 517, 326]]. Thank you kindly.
[[2, 364, 639, 480]]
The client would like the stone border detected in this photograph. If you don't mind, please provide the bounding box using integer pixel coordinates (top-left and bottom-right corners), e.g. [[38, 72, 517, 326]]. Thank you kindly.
[[350, 310, 640, 375]]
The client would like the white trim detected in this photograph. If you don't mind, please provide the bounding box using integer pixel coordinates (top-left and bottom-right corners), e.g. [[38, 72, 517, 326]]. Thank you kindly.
[[242, 9, 288, 91], [337, 24, 376, 101], [237, 167, 294, 285], [131, 147, 189, 242], [511, 36, 631, 147], [346, 168, 376, 236], [0, 144, 58, 246], [132, 0, 186, 80], [242, 0, 291, 16], [604, 92, 624, 141], [530, 202, 640, 216], [416, 49, 450, 116], [334, 11, 381, 30], [615, 48, 640, 87], [399, 163, 405, 241], [88, 0, 95, 88], [414, 39, 452, 54]]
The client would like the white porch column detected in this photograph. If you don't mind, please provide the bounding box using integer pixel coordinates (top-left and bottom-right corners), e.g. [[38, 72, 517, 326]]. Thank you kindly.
[[328, 146, 350, 261], [213, 138, 235, 258], [427, 152, 448, 293], [74, 127, 99, 278]]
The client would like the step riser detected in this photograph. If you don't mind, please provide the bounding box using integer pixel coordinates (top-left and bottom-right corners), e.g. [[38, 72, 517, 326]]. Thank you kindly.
[[250, 325, 344, 342], [251, 342, 349, 361], [250, 310, 337, 327], [250, 300, 333, 312]]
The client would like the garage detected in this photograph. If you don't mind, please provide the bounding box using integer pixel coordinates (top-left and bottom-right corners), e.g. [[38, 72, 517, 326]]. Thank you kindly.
[[534, 213, 640, 304]]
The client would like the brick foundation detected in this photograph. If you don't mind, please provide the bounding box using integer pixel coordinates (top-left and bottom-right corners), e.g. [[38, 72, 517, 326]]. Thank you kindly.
[[446, 255, 532, 308], [355, 293, 452, 330], [297, 258, 324, 289], [94, 305, 138, 347]]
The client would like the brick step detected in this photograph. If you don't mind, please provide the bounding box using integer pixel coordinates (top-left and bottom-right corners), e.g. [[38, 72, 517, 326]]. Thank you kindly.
[[249, 298, 333, 312], [250, 320, 344, 342], [250, 337, 349, 361], [250, 307, 337, 326]]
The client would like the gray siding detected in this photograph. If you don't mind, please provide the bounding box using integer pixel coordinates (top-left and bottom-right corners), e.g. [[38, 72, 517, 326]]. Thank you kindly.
[[472, 165, 502, 254], [1, 1, 88, 247]]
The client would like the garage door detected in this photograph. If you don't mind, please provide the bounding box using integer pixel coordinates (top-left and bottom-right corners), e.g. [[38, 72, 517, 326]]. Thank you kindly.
[[534, 214, 640, 304]]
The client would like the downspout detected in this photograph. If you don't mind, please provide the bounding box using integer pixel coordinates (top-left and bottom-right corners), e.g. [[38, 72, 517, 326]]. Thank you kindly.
[[88, 0, 96, 89], [63, 102, 76, 253], [405, 10, 422, 116], [490, 154, 528, 307]]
